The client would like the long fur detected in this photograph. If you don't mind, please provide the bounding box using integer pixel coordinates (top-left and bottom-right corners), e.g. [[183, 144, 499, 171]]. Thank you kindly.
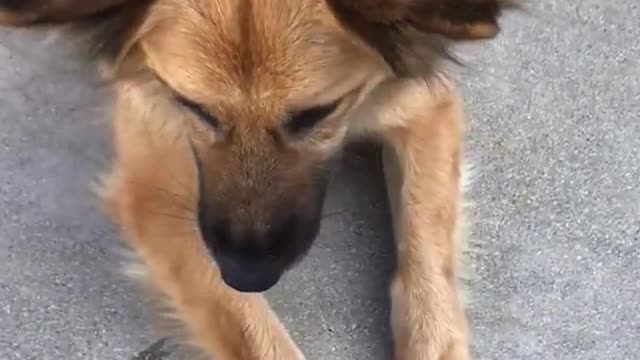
[[0, 1, 521, 359]]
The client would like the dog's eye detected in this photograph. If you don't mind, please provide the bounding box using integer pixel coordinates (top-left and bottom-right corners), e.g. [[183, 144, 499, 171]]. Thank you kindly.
[[284, 101, 340, 134], [176, 96, 219, 129]]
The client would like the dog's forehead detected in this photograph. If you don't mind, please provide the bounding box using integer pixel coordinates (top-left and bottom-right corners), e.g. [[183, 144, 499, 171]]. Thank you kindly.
[[142, 0, 364, 108]]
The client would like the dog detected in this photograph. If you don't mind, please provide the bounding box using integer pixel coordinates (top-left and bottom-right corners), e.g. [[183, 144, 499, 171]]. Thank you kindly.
[[0, 0, 519, 358]]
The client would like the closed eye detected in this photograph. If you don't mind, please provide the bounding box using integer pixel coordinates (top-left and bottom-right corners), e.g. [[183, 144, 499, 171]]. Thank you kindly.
[[284, 100, 340, 134], [176, 96, 219, 129]]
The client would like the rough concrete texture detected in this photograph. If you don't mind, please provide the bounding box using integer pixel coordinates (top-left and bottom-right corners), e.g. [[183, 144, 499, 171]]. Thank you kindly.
[[1, 0, 638, 359]]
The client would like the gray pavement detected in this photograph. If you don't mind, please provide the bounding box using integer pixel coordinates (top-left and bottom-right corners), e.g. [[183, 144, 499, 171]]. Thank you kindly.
[[1, 1, 639, 359]]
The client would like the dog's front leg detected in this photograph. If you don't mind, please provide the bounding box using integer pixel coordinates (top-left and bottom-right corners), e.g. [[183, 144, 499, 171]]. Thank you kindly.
[[103, 173, 305, 360], [380, 82, 471, 360], [103, 168, 305, 360], [112, 215, 304, 360]]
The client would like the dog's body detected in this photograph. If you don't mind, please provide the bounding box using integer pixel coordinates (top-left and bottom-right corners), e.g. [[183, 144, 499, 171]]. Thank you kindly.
[[0, 1, 517, 359]]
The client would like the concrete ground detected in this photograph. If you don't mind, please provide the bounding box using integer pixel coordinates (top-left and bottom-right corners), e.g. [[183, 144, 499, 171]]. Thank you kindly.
[[1, 1, 638, 359]]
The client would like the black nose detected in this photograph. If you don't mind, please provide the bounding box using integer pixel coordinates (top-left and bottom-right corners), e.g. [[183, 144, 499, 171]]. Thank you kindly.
[[214, 252, 282, 293]]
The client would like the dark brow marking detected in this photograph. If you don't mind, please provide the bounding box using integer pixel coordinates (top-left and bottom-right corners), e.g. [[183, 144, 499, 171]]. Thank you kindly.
[[284, 100, 340, 134], [175, 95, 220, 129], [149, 71, 220, 129]]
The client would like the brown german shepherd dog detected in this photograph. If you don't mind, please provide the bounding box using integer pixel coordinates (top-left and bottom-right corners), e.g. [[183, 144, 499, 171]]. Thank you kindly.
[[0, 0, 519, 358]]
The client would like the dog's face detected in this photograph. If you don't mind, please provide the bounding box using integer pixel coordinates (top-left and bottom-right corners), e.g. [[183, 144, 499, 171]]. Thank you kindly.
[[0, 0, 515, 292], [136, 0, 390, 292]]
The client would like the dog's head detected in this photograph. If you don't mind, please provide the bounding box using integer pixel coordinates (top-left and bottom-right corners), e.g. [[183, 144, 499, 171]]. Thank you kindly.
[[1, 0, 516, 292]]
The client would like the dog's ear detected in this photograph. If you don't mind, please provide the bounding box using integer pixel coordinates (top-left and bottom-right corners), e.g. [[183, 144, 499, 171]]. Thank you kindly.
[[327, 0, 519, 76], [0, 0, 152, 75]]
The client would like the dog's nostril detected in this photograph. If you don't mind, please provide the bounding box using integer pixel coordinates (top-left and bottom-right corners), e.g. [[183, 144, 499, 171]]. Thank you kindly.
[[215, 253, 281, 293], [220, 269, 280, 293]]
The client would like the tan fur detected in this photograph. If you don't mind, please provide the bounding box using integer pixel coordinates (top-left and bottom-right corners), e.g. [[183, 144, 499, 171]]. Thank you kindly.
[[380, 82, 471, 360], [97, 77, 306, 359], [0, 0, 517, 358]]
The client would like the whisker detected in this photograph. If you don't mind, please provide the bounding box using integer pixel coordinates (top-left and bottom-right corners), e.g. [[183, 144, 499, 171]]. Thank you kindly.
[[165, 228, 201, 237], [125, 179, 196, 211], [140, 208, 197, 223], [161, 165, 199, 203]]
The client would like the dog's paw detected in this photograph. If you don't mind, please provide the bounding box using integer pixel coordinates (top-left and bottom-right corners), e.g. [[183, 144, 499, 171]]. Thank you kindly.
[[390, 274, 471, 360]]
